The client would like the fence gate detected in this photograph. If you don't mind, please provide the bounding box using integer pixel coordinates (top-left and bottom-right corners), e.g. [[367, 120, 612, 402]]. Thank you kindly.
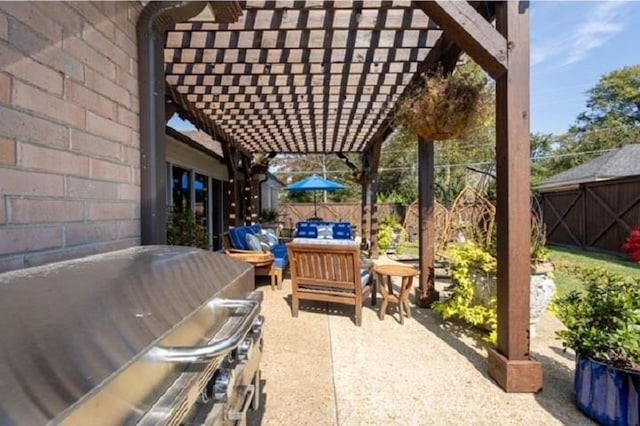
[[541, 176, 640, 253]]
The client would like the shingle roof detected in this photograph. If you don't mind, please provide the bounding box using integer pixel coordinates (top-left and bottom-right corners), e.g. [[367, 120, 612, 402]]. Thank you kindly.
[[536, 143, 640, 192]]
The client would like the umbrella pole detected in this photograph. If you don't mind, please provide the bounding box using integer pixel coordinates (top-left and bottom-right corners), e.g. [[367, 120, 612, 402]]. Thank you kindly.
[[314, 191, 317, 218]]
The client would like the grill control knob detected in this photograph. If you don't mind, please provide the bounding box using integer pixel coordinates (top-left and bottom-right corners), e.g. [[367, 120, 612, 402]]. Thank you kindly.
[[212, 369, 234, 402], [236, 338, 253, 362], [252, 315, 265, 334]]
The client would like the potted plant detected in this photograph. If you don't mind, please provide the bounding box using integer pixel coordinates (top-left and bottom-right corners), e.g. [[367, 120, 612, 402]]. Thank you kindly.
[[395, 64, 488, 140], [554, 268, 640, 425], [434, 236, 557, 342], [259, 208, 279, 224]]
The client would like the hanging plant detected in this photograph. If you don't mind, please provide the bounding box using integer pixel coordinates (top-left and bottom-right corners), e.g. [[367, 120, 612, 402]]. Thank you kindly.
[[396, 64, 488, 140]]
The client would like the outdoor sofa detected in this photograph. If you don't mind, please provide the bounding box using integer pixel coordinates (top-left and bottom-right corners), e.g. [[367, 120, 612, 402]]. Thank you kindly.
[[221, 224, 288, 290]]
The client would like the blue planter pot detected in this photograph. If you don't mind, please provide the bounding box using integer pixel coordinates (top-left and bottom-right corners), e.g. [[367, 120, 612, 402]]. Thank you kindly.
[[574, 355, 640, 425]]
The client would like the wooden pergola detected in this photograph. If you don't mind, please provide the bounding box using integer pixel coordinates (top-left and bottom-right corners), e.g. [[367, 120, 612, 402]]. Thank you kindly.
[[138, 0, 540, 392]]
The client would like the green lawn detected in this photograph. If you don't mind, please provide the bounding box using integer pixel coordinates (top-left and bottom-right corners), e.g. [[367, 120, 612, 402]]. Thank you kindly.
[[396, 242, 640, 296], [548, 246, 640, 296]]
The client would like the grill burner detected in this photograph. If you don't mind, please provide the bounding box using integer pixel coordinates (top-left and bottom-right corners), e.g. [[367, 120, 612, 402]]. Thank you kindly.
[[0, 246, 264, 425]]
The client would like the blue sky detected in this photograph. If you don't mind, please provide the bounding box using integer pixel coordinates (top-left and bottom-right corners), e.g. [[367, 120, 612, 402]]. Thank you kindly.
[[170, 2, 640, 137], [531, 1, 640, 135]]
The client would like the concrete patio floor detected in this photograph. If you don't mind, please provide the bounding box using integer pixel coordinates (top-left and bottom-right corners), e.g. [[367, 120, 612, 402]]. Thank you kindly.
[[247, 256, 594, 426]]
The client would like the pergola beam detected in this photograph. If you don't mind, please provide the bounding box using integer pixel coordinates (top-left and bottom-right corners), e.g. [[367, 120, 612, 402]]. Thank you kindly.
[[417, 1, 508, 78], [165, 82, 251, 158]]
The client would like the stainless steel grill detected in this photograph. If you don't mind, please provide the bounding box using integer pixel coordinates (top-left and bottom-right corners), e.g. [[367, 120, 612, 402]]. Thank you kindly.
[[0, 246, 264, 425]]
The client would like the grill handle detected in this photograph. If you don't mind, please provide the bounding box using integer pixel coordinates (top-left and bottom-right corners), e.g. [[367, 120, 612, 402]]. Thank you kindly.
[[147, 298, 260, 363]]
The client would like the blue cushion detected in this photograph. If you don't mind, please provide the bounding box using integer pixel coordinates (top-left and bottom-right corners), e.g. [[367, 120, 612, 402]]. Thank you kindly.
[[229, 227, 250, 250], [271, 244, 289, 269], [333, 223, 352, 239], [361, 269, 371, 288], [228, 225, 264, 250], [297, 222, 318, 238]]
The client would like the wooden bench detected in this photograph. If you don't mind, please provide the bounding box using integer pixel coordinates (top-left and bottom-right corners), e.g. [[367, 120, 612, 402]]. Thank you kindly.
[[287, 241, 373, 326], [221, 232, 281, 290]]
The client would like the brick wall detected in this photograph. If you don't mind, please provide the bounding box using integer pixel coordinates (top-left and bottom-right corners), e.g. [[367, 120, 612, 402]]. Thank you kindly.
[[0, 2, 143, 272]]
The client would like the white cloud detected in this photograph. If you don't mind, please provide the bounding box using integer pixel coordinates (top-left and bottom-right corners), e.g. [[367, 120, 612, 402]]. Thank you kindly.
[[532, 1, 630, 68], [562, 1, 627, 65]]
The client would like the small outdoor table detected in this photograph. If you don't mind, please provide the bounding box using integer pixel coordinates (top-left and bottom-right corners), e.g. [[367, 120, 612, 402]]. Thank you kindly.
[[373, 264, 420, 324]]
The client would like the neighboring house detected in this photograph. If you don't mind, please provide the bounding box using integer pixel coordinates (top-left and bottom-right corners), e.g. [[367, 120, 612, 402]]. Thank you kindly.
[[536, 144, 640, 253], [260, 172, 284, 214], [165, 127, 229, 250]]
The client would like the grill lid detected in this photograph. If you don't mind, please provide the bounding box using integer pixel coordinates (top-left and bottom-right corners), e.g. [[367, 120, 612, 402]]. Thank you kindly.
[[0, 246, 253, 425]]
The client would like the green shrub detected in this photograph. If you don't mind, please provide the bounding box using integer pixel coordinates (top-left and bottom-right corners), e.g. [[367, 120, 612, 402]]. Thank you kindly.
[[555, 268, 640, 370], [378, 215, 408, 251], [166, 209, 210, 250], [433, 242, 498, 344], [259, 208, 279, 222]]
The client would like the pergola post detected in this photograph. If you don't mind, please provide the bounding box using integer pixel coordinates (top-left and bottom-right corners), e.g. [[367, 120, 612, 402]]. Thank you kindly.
[[416, 137, 439, 307], [241, 156, 253, 226], [369, 176, 379, 259], [360, 178, 370, 250], [365, 140, 382, 259], [487, 1, 542, 393]]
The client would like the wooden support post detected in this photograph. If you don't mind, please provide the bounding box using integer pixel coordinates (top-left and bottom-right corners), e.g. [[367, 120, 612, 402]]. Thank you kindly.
[[365, 140, 382, 259], [241, 157, 253, 226], [370, 176, 379, 259], [361, 178, 370, 251], [488, 1, 542, 393], [416, 137, 439, 307], [221, 144, 241, 228]]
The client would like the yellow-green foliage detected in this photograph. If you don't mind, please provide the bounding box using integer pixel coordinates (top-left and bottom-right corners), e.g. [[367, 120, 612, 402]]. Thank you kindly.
[[433, 242, 498, 344], [378, 215, 408, 250]]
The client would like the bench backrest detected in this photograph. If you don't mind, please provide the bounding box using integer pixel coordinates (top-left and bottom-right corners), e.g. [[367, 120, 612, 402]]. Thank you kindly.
[[287, 242, 363, 295]]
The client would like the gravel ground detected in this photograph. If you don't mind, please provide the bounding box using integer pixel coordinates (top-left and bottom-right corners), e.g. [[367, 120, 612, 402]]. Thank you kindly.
[[247, 256, 594, 426]]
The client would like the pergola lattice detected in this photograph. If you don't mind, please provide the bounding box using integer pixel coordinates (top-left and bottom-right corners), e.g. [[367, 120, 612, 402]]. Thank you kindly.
[[138, 0, 538, 393], [165, 3, 442, 154]]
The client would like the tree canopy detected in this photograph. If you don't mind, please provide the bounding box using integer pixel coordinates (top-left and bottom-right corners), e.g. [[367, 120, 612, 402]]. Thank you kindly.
[[531, 65, 640, 183], [271, 65, 640, 206]]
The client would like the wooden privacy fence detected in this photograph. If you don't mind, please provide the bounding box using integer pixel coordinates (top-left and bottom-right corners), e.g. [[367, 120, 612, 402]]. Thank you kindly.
[[278, 203, 405, 232], [281, 187, 498, 253], [539, 176, 640, 253]]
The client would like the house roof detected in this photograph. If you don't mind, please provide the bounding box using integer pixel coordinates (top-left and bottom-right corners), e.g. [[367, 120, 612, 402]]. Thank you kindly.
[[165, 126, 224, 160], [536, 143, 640, 192], [178, 130, 225, 158]]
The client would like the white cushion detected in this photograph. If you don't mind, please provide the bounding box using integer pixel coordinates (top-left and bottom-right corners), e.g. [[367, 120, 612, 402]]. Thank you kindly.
[[246, 233, 262, 252], [317, 225, 334, 239], [292, 238, 358, 246]]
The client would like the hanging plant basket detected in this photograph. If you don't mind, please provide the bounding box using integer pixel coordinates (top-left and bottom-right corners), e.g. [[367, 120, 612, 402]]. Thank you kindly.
[[396, 68, 487, 141]]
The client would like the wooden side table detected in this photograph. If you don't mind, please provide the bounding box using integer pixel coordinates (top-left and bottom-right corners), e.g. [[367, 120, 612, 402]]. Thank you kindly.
[[373, 264, 420, 324]]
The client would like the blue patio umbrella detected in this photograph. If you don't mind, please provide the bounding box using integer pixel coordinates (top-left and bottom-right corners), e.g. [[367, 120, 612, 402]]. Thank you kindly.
[[285, 175, 345, 218]]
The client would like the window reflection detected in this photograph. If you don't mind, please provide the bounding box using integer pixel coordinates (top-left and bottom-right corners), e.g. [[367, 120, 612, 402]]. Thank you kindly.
[[195, 173, 208, 231], [172, 166, 191, 212]]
